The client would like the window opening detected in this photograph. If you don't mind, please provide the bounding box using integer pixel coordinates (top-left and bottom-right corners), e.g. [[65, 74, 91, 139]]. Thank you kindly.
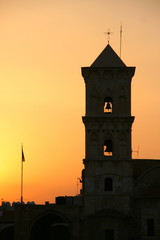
[[105, 229, 114, 240], [147, 218, 155, 236], [104, 178, 113, 191], [104, 139, 113, 156], [104, 97, 112, 114]]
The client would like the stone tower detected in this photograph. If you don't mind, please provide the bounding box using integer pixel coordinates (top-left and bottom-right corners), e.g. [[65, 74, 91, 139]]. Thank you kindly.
[[81, 44, 135, 214], [81, 44, 160, 240]]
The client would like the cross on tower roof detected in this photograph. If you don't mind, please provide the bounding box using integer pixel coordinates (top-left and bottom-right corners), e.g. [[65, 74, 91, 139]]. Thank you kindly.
[[104, 30, 113, 44]]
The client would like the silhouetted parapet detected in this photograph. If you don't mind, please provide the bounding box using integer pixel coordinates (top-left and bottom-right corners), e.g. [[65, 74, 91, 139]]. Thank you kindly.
[[55, 196, 74, 206]]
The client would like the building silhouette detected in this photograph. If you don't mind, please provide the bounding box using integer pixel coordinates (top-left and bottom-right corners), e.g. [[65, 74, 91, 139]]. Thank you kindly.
[[1, 43, 160, 239]]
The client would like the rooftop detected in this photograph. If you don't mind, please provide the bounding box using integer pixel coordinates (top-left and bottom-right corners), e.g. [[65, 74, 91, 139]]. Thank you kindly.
[[90, 44, 126, 68]]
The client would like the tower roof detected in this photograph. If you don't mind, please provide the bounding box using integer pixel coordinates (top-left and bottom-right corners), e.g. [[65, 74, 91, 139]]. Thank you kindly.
[[90, 44, 126, 67]]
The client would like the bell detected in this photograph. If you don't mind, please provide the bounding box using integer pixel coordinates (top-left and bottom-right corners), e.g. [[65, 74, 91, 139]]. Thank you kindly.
[[104, 145, 113, 153], [105, 102, 111, 110], [104, 146, 108, 152]]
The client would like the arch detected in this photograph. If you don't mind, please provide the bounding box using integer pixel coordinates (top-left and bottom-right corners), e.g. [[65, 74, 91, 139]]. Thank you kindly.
[[0, 224, 14, 240], [30, 211, 71, 240], [138, 165, 160, 181], [104, 178, 113, 191], [103, 132, 113, 157], [104, 139, 113, 156], [104, 96, 113, 114], [134, 165, 160, 197]]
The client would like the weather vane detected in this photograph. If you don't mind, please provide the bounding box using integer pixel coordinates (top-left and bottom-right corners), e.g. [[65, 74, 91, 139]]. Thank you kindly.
[[104, 29, 113, 44]]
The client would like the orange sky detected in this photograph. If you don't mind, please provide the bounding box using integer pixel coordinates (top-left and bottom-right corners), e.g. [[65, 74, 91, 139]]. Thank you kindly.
[[0, 0, 160, 204]]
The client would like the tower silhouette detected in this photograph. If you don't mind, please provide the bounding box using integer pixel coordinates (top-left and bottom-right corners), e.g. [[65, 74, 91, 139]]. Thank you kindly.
[[81, 44, 135, 215]]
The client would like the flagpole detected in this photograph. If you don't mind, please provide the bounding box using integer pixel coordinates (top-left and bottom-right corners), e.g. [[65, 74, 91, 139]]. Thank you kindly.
[[21, 153, 23, 203], [21, 145, 25, 203]]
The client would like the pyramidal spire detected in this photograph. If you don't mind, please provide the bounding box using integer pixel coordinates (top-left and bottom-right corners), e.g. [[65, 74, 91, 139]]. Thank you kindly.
[[90, 44, 126, 67]]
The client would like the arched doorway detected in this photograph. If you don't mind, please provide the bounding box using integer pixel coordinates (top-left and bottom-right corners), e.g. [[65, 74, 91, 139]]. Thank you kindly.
[[30, 212, 71, 240], [0, 224, 14, 240]]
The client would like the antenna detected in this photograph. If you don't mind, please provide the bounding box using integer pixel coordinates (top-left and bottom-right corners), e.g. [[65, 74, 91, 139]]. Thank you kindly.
[[104, 29, 113, 44], [120, 22, 122, 58]]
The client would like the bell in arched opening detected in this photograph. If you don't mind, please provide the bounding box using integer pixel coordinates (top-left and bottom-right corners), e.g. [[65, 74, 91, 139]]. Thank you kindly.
[[104, 139, 113, 156], [104, 97, 112, 114]]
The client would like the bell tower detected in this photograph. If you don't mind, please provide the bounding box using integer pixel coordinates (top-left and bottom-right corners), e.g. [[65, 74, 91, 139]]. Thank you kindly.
[[81, 44, 135, 213], [82, 44, 135, 160]]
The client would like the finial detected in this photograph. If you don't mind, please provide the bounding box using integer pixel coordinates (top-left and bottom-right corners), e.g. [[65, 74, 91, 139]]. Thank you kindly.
[[104, 29, 113, 44]]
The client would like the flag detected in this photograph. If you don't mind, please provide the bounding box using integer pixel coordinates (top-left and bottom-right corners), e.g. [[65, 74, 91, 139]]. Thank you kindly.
[[22, 146, 25, 162]]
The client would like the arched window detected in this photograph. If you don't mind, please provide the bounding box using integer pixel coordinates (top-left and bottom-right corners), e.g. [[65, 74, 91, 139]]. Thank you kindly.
[[104, 178, 113, 191], [105, 229, 114, 240], [104, 97, 112, 114], [147, 219, 155, 236], [104, 139, 113, 156]]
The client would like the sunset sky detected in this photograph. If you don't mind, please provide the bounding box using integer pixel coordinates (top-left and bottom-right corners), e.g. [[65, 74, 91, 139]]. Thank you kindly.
[[0, 0, 160, 204]]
